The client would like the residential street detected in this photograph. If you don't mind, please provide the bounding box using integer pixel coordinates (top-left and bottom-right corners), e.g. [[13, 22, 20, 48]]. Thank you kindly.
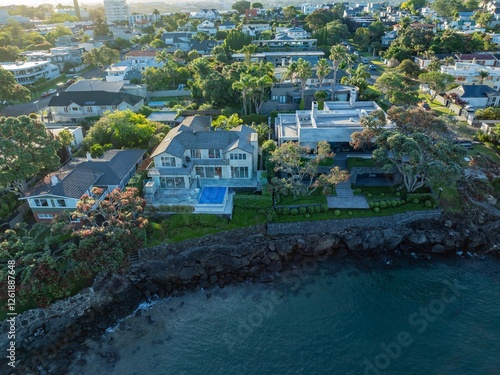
[[0, 67, 101, 118]]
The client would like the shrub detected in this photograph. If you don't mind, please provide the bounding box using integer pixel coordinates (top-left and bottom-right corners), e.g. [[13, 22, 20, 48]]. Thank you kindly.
[[395, 192, 400, 197], [355, 188, 361, 194], [348, 211, 353, 216], [373, 207, 380, 212], [305, 213, 311, 219], [380, 193, 385, 197], [283, 207, 290, 215], [401, 200, 406, 204], [314, 205, 321, 213], [412, 198, 420, 204], [391, 200, 398, 207], [307, 206, 315, 214], [299, 206, 307, 214], [380, 201, 387, 209], [321, 204, 329, 212], [334, 210, 341, 216], [425, 200, 433, 208], [374, 201, 380, 207], [369, 201, 375, 208], [234, 195, 272, 209], [367, 193, 373, 198], [290, 208, 298, 215], [266, 213, 274, 222]]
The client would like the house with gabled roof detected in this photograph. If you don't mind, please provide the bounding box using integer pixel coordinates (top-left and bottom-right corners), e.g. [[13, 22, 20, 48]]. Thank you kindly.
[[20, 149, 146, 222], [146, 116, 258, 193], [48, 90, 144, 122]]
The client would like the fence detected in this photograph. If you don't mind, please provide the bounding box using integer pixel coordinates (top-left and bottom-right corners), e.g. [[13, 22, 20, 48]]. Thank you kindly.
[[267, 209, 442, 235], [148, 90, 192, 98]]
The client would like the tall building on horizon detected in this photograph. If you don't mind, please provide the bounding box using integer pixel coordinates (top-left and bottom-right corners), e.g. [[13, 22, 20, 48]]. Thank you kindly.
[[73, 0, 81, 20], [104, 0, 130, 23]]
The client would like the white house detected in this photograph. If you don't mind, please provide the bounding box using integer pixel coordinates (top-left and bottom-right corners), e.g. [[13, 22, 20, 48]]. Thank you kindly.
[[0, 61, 60, 86], [275, 94, 389, 149], [147, 117, 258, 191], [191, 9, 221, 19], [197, 20, 217, 35], [48, 90, 144, 122]]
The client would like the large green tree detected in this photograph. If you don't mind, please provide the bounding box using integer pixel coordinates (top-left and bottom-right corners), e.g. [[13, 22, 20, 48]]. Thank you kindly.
[[329, 44, 347, 100], [419, 71, 455, 100], [0, 67, 31, 106], [373, 131, 465, 192], [0, 116, 61, 195], [375, 72, 419, 106], [83, 109, 161, 150], [270, 141, 349, 197], [83, 45, 120, 73]]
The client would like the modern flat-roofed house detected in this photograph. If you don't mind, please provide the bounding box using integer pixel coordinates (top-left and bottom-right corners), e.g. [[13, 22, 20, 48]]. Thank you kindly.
[[147, 117, 258, 192], [275, 93, 389, 150], [0, 61, 60, 86], [20, 149, 146, 222]]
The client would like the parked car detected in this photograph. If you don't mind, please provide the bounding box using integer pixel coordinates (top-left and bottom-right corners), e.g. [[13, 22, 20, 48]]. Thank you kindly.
[[56, 82, 66, 90], [48, 88, 57, 95], [465, 105, 475, 112], [369, 65, 376, 70], [66, 78, 75, 85], [41, 91, 50, 98], [362, 58, 368, 63]]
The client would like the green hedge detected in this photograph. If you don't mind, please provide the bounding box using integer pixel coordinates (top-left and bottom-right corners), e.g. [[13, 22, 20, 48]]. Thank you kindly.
[[156, 205, 194, 213], [234, 194, 272, 209]]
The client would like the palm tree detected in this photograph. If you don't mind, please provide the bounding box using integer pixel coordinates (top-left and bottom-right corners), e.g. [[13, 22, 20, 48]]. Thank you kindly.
[[252, 75, 274, 114], [479, 70, 489, 84], [314, 90, 328, 109], [315, 58, 330, 89], [329, 44, 347, 101], [282, 61, 298, 84], [443, 56, 455, 66], [295, 58, 313, 104], [232, 73, 255, 115], [155, 49, 169, 65], [153, 9, 160, 20], [345, 53, 358, 75], [240, 44, 257, 65]]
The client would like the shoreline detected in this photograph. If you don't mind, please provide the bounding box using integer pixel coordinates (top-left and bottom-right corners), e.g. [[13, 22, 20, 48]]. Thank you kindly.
[[1, 214, 499, 374]]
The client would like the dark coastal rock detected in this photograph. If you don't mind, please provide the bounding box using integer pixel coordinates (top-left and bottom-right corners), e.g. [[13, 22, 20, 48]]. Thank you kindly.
[[2, 217, 497, 375]]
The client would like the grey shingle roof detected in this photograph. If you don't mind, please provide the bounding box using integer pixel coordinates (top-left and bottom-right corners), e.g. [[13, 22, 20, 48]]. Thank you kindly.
[[23, 169, 103, 199], [66, 80, 125, 92], [151, 121, 256, 158], [22, 150, 146, 200], [48, 91, 143, 107], [448, 84, 496, 98]]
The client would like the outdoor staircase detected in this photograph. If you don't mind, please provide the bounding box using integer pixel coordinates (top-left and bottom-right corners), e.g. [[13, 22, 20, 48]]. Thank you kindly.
[[335, 182, 354, 198], [477, 219, 500, 256], [129, 250, 140, 269]]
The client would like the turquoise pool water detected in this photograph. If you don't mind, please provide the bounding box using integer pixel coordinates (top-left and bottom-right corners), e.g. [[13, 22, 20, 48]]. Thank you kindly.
[[198, 186, 227, 204]]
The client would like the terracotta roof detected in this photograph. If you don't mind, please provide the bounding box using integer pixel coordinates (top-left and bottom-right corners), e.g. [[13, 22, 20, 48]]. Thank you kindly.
[[126, 51, 157, 57]]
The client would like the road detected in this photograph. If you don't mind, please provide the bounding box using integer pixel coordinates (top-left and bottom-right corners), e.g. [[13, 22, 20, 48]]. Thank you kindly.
[[0, 67, 101, 118]]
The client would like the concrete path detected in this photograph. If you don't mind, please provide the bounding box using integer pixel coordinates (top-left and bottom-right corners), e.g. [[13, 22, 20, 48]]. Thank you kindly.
[[327, 182, 369, 209]]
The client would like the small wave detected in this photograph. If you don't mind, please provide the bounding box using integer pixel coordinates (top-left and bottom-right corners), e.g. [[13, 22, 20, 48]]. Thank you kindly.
[[105, 295, 160, 334]]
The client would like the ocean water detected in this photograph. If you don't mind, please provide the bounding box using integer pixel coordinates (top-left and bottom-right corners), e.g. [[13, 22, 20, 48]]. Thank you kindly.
[[72, 256, 500, 375]]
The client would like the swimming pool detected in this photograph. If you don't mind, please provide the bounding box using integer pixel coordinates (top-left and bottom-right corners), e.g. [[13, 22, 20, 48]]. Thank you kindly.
[[198, 186, 228, 205]]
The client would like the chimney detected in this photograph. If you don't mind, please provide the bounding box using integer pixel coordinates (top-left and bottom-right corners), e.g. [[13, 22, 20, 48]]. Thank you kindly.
[[51, 175, 58, 186], [86, 152, 92, 161], [350, 88, 357, 108], [311, 101, 318, 119]]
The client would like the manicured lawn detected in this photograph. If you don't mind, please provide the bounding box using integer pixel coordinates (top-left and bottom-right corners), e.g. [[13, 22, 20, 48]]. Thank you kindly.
[[468, 144, 500, 163], [152, 194, 271, 243], [347, 157, 376, 169], [300, 157, 334, 166], [279, 192, 327, 206], [30, 74, 68, 98]]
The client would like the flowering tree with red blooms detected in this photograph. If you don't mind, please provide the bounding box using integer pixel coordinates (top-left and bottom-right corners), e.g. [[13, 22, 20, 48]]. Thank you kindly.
[[64, 187, 149, 277]]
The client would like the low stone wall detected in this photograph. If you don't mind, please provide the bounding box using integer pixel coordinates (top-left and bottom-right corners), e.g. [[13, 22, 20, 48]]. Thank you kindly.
[[267, 209, 442, 236]]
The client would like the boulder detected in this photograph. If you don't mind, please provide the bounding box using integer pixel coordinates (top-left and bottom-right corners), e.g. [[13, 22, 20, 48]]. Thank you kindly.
[[178, 267, 197, 281], [431, 244, 446, 254], [408, 231, 428, 245], [267, 261, 283, 273]]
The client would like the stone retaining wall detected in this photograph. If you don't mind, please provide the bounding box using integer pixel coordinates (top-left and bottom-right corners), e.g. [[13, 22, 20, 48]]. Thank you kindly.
[[267, 209, 442, 236]]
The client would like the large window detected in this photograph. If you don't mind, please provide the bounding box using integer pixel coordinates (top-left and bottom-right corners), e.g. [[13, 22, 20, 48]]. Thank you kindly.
[[196, 166, 222, 178], [230, 153, 247, 160], [191, 149, 201, 159], [231, 166, 249, 178], [38, 213, 53, 219], [208, 149, 221, 158], [160, 177, 186, 189], [34, 199, 49, 207], [56, 199, 66, 207], [160, 156, 176, 167]]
